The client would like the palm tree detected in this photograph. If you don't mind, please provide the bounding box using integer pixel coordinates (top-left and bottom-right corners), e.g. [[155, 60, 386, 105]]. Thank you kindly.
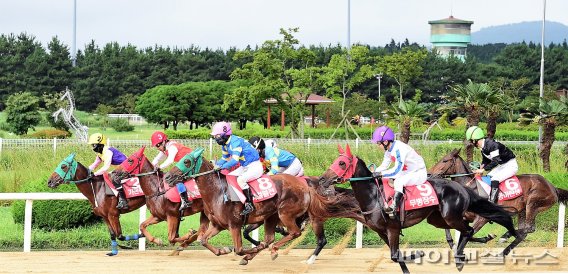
[[520, 97, 568, 172], [386, 100, 427, 144], [484, 89, 505, 139], [445, 80, 493, 161]]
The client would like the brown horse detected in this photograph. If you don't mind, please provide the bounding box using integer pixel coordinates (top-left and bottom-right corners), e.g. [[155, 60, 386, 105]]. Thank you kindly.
[[110, 147, 207, 255], [319, 145, 519, 274], [47, 153, 146, 256], [164, 148, 362, 265], [430, 148, 568, 246]]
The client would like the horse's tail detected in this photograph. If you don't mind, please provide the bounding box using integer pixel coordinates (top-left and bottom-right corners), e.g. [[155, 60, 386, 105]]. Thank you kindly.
[[307, 188, 364, 222], [556, 188, 568, 204], [466, 188, 517, 237]]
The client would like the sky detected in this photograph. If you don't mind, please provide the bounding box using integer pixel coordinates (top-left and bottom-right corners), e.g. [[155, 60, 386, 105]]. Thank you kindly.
[[1, 0, 567, 51]]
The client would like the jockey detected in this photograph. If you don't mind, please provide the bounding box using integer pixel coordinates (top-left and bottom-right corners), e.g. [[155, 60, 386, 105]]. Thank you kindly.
[[151, 131, 194, 210], [248, 136, 304, 176], [88, 133, 128, 209], [371, 126, 427, 219], [466, 126, 518, 204], [211, 122, 262, 215]]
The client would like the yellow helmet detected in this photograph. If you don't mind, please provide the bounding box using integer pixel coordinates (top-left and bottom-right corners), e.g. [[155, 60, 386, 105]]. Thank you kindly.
[[88, 133, 107, 145]]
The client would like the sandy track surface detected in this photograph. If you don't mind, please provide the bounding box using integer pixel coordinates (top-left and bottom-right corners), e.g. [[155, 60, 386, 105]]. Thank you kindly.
[[0, 247, 567, 273]]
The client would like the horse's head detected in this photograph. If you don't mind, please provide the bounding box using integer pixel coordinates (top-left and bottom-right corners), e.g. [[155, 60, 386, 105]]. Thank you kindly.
[[319, 144, 360, 189], [48, 153, 79, 188], [164, 147, 205, 187], [111, 146, 148, 185], [429, 148, 469, 177]]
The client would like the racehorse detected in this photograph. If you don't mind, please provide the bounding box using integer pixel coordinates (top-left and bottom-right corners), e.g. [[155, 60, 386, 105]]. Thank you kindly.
[[318, 144, 519, 274], [110, 147, 207, 254], [429, 148, 568, 247], [47, 153, 146, 256], [164, 148, 362, 265]]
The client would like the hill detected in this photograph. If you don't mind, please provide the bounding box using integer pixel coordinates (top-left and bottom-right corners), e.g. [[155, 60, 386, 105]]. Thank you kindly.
[[471, 21, 568, 45]]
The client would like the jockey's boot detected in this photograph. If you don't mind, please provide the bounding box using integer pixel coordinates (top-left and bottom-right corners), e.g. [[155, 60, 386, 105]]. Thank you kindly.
[[179, 191, 192, 210], [241, 188, 255, 216], [489, 180, 500, 204], [116, 187, 129, 210], [384, 191, 403, 219]]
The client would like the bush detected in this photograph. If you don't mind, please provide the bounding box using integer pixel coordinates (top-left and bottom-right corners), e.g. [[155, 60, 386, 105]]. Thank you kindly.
[[25, 128, 71, 139], [110, 119, 135, 132], [11, 176, 100, 230]]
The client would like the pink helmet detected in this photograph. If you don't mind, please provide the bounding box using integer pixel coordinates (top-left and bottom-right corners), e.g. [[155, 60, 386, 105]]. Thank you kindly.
[[211, 122, 232, 136], [151, 131, 167, 147], [372, 126, 395, 143]]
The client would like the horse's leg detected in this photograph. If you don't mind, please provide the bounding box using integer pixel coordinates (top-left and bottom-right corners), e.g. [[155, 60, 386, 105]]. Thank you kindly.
[[468, 217, 496, 244], [243, 223, 261, 247], [385, 228, 410, 274], [305, 217, 326, 265], [268, 214, 303, 261], [500, 211, 523, 243], [241, 215, 278, 265], [453, 223, 474, 271], [444, 229, 454, 249], [139, 214, 164, 246], [102, 217, 120, 256], [199, 224, 233, 256]]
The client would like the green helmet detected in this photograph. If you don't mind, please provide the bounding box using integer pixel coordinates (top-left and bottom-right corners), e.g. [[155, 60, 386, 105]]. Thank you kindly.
[[465, 126, 485, 141]]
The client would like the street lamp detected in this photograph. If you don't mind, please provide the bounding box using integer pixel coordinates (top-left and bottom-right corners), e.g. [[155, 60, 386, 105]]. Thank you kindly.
[[375, 73, 382, 122]]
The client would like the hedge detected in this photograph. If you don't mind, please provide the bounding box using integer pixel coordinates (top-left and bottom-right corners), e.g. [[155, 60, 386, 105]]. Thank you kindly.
[[11, 176, 100, 230]]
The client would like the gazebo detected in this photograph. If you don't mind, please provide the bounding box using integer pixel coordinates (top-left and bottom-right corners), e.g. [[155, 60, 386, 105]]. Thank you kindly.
[[264, 94, 334, 129]]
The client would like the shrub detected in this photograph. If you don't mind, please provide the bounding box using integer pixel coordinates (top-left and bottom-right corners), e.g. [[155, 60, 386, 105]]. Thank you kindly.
[[25, 128, 71, 139], [11, 176, 100, 230], [110, 118, 135, 132]]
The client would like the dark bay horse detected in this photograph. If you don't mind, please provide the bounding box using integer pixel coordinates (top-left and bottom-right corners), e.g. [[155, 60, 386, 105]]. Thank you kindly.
[[47, 153, 146, 256], [430, 148, 568, 246], [110, 147, 207, 255], [319, 145, 518, 274], [164, 148, 362, 265]]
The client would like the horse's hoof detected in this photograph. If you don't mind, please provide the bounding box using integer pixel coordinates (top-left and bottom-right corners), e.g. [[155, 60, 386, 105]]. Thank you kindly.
[[498, 237, 508, 243], [155, 239, 163, 246], [271, 252, 279, 261], [239, 259, 248, 265], [305, 255, 316, 265], [224, 246, 234, 254], [456, 263, 465, 272], [106, 252, 117, 256], [169, 250, 180, 256]]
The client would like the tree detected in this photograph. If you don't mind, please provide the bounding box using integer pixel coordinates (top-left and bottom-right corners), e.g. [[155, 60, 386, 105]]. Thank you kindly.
[[377, 48, 427, 102], [444, 80, 492, 161], [136, 84, 196, 130], [5, 92, 41, 135], [519, 97, 568, 172], [386, 100, 427, 144], [320, 45, 374, 139], [228, 28, 319, 138]]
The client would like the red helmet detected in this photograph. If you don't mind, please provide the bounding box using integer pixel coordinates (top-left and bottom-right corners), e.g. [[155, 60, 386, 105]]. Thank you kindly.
[[151, 131, 167, 147]]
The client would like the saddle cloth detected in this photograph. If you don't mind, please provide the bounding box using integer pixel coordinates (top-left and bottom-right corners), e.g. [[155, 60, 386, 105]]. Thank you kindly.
[[475, 175, 523, 202], [382, 179, 439, 210], [102, 173, 144, 198]]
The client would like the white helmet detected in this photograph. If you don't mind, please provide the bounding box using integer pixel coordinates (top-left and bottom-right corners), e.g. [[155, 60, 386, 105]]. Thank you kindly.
[[264, 139, 277, 148]]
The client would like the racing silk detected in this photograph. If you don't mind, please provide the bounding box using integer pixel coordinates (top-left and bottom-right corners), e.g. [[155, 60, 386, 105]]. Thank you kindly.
[[265, 146, 296, 175], [151, 141, 193, 169], [90, 147, 127, 176], [216, 135, 260, 169], [376, 141, 426, 179], [480, 138, 516, 171]]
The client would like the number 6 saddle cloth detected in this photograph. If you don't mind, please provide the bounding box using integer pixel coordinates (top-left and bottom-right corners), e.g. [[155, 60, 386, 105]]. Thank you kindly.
[[381, 178, 439, 211], [474, 175, 523, 202]]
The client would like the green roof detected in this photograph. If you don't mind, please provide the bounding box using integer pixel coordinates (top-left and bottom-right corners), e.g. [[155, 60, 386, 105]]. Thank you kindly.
[[428, 16, 473, 25]]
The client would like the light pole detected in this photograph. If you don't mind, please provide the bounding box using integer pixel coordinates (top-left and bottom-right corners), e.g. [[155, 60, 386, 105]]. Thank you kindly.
[[375, 73, 382, 122], [538, 0, 547, 145]]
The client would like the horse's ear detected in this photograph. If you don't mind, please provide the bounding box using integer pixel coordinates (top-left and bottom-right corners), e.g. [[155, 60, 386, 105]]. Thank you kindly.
[[345, 144, 353, 157], [452, 148, 462, 156], [337, 144, 345, 154]]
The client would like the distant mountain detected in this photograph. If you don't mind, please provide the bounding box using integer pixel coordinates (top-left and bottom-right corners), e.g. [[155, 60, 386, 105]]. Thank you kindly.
[[471, 21, 568, 45]]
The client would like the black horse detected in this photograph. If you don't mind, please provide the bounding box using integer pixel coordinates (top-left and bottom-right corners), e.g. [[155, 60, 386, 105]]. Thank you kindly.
[[319, 144, 519, 274]]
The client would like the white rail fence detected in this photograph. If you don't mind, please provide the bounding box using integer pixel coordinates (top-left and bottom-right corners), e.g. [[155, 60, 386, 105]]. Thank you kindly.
[[0, 193, 147, 252], [0, 193, 565, 252]]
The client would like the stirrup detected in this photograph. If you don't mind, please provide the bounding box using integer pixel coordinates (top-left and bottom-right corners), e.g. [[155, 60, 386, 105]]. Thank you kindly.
[[117, 199, 129, 210], [179, 201, 191, 210], [240, 203, 254, 216]]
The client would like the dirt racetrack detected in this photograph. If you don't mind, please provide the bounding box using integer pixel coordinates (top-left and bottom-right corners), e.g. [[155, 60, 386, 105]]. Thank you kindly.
[[0, 247, 567, 273]]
